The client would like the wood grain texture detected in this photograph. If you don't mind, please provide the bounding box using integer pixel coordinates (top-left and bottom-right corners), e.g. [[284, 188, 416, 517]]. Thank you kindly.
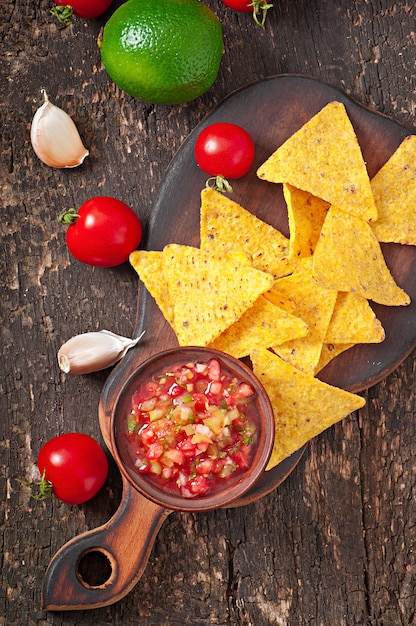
[[1, 0, 416, 624]]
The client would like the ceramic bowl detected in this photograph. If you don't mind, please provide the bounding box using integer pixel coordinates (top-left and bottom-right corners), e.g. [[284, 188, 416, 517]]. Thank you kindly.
[[109, 346, 275, 512]]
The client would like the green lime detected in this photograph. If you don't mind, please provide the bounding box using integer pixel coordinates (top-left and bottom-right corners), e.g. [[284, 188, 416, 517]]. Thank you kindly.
[[99, 0, 224, 105]]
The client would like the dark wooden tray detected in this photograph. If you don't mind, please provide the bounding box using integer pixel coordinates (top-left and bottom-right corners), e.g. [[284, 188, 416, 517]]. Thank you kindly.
[[41, 75, 416, 611]]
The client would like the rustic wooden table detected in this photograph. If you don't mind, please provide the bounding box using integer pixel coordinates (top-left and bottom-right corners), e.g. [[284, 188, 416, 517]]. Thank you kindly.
[[2, 1, 416, 624]]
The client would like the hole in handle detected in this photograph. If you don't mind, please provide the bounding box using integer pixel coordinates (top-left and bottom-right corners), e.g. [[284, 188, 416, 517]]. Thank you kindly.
[[76, 548, 116, 589]]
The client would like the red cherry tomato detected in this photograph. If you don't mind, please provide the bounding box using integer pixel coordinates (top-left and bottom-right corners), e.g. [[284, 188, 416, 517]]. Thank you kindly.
[[194, 123, 255, 179], [221, 0, 253, 12], [53, 0, 113, 19], [37, 433, 108, 504], [59, 196, 142, 267]]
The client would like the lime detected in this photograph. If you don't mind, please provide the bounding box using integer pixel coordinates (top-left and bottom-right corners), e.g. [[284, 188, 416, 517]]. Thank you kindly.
[[99, 0, 224, 105]]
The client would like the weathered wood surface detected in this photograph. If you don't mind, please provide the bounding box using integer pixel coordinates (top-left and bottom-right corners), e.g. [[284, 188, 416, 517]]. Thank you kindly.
[[1, 0, 416, 624]]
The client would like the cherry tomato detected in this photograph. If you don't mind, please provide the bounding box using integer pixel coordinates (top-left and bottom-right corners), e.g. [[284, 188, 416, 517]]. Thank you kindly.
[[53, 0, 113, 19], [194, 123, 255, 179], [59, 196, 142, 267], [221, 0, 253, 12], [37, 433, 108, 504]]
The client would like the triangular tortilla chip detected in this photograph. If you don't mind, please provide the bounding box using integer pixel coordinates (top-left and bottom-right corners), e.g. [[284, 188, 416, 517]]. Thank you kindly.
[[162, 244, 274, 346], [325, 292, 385, 344], [129, 250, 174, 327], [312, 206, 410, 306], [257, 101, 378, 221], [283, 183, 329, 262], [371, 135, 416, 244], [200, 187, 293, 279], [250, 348, 366, 470], [266, 258, 338, 373], [314, 343, 355, 375], [208, 295, 309, 359]]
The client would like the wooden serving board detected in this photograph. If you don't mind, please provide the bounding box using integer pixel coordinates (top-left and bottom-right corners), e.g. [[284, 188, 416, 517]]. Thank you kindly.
[[41, 75, 416, 611]]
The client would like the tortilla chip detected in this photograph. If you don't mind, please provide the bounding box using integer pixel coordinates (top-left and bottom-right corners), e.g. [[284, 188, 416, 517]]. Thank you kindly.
[[162, 244, 274, 346], [257, 101, 378, 221], [200, 187, 293, 279], [312, 206, 410, 306], [325, 292, 385, 344], [129, 250, 174, 326], [371, 134, 416, 244], [283, 183, 330, 262], [208, 295, 309, 359], [263, 286, 297, 314], [250, 348, 366, 470], [314, 343, 355, 375], [266, 258, 338, 373]]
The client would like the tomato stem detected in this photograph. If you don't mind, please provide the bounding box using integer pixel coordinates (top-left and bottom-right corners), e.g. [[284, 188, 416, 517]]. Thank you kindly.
[[205, 175, 233, 193], [50, 4, 74, 27], [18, 470, 54, 502], [250, 0, 273, 28], [58, 208, 80, 225]]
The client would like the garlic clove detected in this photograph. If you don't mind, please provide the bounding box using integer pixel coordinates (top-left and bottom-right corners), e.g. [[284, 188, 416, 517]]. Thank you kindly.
[[57, 330, 145, 375], [30, 89, 89, 168]]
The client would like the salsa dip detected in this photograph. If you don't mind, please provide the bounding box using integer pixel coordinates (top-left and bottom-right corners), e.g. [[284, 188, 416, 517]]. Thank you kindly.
[[111, 347, 274, 512], [125, 357, 258, 498]]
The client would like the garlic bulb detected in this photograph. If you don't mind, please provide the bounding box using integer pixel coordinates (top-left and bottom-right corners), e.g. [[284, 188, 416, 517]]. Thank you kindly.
[[58, 330, 145, 375], [30, 89, 89, 168]]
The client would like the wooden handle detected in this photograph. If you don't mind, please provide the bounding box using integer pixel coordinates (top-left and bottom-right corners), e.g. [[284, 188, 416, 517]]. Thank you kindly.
[[42, 478, 170, 611]]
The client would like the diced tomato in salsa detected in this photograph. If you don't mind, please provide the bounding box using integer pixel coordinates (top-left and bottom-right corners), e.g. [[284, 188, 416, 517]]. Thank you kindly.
[[125, 358, 257, 498]]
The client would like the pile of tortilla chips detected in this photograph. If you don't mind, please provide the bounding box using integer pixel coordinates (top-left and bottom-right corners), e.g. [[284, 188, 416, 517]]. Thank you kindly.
[[130, 100, 414, 471]]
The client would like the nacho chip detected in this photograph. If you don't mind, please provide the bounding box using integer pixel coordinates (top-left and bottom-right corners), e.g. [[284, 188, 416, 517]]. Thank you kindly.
[[250, 348, 366, 470], [200, 187, 293, 279], [312, 206, 410, 306], [263, 288, 297, 315], [283, 183, 329, 262], [129, 250, 174, 326], [325, 292, 385, 344], [208, 295, 309, 359], [162, 244, 274, 346], [314, 343, 355, 375], [257, 101, 378, 221], [266, 258, 338, 373], [371, 134, 416, 244]]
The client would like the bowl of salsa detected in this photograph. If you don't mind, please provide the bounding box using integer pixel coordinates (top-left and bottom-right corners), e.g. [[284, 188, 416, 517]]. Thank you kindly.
[[110, 347, 275, 511]]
